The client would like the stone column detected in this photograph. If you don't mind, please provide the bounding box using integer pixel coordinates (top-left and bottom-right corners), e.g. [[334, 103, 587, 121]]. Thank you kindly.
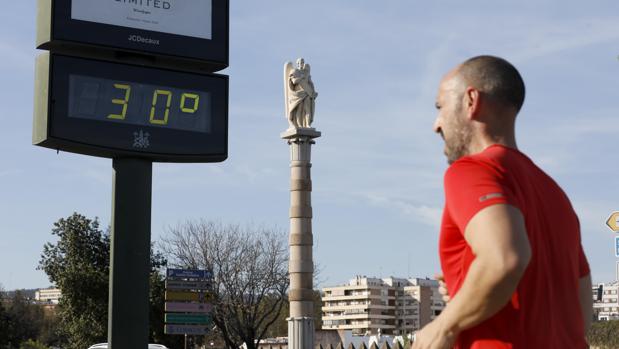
[[282, 127, 321, 349]]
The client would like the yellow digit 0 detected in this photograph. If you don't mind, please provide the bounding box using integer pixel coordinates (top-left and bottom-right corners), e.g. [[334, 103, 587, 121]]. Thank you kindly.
[[180, 93, 200, 113], [107, 84, 131, 120], [150, 89, 172, 125]]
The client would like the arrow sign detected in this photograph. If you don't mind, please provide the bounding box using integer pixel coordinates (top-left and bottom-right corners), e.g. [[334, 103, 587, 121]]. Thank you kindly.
[[165, 291, 213, 302], [165, 324, 209, 335], [165, 302, 213, 313], [167, 269, 212, 279], [165, 280, 211, 290], [165, 313, 211, 325], [607, 212, 619, 232]]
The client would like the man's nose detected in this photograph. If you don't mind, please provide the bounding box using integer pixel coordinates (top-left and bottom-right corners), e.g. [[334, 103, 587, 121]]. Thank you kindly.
[[433, 118, 442, 134]]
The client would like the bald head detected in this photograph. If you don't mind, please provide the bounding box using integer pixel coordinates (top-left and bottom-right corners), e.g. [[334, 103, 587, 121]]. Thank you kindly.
[[456, 55, 525, 113], [434, 56, 523, 162]]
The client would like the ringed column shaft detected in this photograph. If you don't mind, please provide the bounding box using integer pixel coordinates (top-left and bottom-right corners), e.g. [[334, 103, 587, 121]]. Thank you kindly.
[[282, 128, 320, 349], [288, 136, 315, 317]]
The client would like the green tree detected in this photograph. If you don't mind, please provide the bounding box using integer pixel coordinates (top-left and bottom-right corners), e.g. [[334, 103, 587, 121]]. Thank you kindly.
[[38, 213, 174, 349], [18, 339, 48, 349], [38, 213, 109, 349], [587, 320, 619, 348], [0, 289, 9, 347], [36, 310, 62, 347], [4, 291, 46, 349]]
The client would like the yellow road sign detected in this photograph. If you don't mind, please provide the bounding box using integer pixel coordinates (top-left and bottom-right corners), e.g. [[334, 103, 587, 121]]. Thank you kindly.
[[607, 212, 619, 232]]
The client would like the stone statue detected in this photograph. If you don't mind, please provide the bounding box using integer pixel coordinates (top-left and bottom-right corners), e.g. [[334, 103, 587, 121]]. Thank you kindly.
[[284, 58, 318, 129]]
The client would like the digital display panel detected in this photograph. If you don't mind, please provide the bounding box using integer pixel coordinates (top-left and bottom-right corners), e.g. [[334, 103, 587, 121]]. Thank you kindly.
[[33, 53, 228, 162], [71, 0, 212, 39], [68, 75, 211, 133]]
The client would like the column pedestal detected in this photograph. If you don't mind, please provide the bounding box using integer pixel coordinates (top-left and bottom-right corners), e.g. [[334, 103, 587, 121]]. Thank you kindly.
[[287, 317, 315, 349]]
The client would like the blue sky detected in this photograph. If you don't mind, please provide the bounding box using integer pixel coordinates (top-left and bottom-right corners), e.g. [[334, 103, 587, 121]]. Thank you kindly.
[[1, 1, 618, 290]]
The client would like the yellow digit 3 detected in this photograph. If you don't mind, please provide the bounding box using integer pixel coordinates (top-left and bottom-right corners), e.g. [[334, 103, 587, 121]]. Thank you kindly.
[[107, 84, 131, 120]]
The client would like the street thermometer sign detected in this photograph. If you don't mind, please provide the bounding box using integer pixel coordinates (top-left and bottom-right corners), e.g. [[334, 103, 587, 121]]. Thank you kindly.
[[33, 0, 229, 347], [34, 0, 229, 162]]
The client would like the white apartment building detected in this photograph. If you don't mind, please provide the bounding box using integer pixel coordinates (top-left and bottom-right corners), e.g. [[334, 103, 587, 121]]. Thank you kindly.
[[35, 287, 62, 304], [593, 282, 619, 321], [322, 276, 445, 336]]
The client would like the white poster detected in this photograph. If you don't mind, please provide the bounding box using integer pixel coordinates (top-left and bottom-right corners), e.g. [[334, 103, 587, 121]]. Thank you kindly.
[[72, 0, 212, 40]]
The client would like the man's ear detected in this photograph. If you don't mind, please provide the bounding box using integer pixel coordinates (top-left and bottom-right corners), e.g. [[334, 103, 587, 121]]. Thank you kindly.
[[465, 87, 481, 120]]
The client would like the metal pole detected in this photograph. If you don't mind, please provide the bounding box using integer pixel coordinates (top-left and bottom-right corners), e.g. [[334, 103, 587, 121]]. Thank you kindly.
[[108, 158, 153, 349]]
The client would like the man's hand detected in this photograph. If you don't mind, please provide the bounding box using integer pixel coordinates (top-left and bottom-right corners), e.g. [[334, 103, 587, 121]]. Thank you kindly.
[[435, 273, 450, 303], [412, 318, 457, 349]]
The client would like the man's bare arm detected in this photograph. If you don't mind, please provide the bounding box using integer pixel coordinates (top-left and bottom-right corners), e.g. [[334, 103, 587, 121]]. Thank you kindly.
[[579, 274, 593, 333], [432, 204, 531, 335]]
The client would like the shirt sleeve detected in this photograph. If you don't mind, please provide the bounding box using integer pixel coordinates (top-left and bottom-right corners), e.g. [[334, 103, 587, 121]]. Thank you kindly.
[[574, 216, 590, 277], [444, 158, 521, 233], [578, 244, 590, 277]]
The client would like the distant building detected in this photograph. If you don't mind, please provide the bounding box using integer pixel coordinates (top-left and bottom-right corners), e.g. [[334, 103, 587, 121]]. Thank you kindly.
[[321, 276, 445, 336], [593, 282, 619, 321], [35, 287, 62, 304]]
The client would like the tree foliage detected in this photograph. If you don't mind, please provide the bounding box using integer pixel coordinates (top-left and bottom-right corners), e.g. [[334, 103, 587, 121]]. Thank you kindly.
[[0, 289, 59, 349], [0, 290, 9, 347], [587, 320, 619, 348], [18, 340, 49, 349], [38, 213, 109, 349], [37, 212, 181, 349], [160, 220, 289, 349], [5, 292, 46, 347]]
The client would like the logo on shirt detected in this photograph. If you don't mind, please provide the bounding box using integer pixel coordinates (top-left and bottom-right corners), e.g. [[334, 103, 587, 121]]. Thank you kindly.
[[478, 193, 504, 202]]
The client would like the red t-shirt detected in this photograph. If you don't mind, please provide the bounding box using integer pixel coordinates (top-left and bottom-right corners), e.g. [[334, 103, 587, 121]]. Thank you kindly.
[[439, 144, 590, 349]]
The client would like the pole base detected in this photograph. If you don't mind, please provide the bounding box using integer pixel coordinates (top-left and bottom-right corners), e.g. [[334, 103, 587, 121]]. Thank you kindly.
[[287, 316, 314, 349]]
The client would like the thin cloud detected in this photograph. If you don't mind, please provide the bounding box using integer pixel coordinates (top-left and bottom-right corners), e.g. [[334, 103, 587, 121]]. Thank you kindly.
[[0, 169, 23, 178], [509, 18, 619, 64], [364, 192, 442, 228]]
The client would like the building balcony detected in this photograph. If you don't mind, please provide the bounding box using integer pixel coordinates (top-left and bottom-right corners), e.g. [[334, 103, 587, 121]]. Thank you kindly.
[[322, 324, 397, 330], [322, 313, 395, 321], [322, 304, 395, 312], [322, 294, 395, 301]]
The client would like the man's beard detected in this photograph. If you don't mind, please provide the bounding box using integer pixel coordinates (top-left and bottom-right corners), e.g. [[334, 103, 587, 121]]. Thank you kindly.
[[444, 119, 472, 164]]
